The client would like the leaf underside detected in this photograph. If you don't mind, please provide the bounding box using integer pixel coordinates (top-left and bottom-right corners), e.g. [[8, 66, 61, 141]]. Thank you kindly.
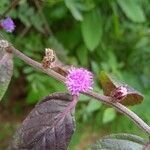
[[91, 133, 145, 150], [100, 71, 144, 106], [0, 45, 13, 101], [10, 92, 75, 150]]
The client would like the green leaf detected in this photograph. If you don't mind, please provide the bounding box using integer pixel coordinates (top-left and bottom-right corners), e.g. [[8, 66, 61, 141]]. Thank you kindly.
[[99, 71, 144, 106], [79, 94, 90, 102], [26, 73, 66, 104], [0, 50, 13, 101], [18, 13, 31, 27], [30, 14, 45, 32], [117, 0, 146, 23], [103, 108, 116, 124], [0, 0, 9, 14], [91, 61, 100, 75], [17, 3, 34, 27], [81, 9, 102, 51], [64, 0, 83, 21], [86, 100, 102, 113], [76, 45, 88, 67], [91, 133, 145, 150]]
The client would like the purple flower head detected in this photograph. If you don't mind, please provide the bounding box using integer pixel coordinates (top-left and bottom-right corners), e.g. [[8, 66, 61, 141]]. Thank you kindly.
[[66, 68, 93, 96], [1, 17, 15, 32], [111, 86, 128, 102]]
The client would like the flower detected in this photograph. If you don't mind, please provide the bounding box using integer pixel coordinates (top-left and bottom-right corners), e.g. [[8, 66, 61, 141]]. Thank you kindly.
[[66, 68, 93, 96], [1, 17, 15, 32], [111, 86, 128, 102]]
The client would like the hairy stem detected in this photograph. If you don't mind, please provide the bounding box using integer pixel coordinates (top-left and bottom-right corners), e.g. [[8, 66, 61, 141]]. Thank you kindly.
[[10, 46, 65, 83], [85, 91, 150, 134], [2, 44, 150, 135]]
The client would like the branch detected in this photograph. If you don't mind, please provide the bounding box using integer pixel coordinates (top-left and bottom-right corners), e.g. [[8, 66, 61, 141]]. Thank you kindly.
[[7, 46, 65, 83], [2, 43, 150, 135], [33, 0, 53, 36], [85, 91, 150, 134]]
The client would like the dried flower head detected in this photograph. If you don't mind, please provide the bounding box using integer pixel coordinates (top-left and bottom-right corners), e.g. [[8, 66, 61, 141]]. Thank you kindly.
[[42, 48, 55, 69], [66, 68, 93, 96], [1, 17, 15, 32], [111, 86, 128, 102]]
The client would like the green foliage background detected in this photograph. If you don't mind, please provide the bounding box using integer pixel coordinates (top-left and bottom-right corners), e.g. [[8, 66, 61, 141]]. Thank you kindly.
[[0, 0, 150, 149]]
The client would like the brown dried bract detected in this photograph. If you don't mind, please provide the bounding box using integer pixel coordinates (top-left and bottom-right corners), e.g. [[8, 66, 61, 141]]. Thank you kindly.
[[41, 48, 70, 77], [42, 48, 55, 69]]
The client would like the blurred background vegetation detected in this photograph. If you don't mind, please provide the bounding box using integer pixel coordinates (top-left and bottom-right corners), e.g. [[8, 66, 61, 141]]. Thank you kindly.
[[0, 0, 150, 149]]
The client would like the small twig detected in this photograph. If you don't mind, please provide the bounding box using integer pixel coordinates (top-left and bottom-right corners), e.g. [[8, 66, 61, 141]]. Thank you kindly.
[[20, 26, 31, 38], [33, 0, 53, 36], [1, 41, 150, 135], [0, 0, 20, 19]]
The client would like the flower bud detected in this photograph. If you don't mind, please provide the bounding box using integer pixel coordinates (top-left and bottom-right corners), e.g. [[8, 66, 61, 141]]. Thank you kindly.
[[110, 86, 127, 102], [0, 17, 15, 32]]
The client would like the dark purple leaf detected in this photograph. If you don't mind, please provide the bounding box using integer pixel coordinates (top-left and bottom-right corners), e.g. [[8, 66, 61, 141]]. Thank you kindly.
[[99, 71, 144, 106], [10, 93, 76, 150]]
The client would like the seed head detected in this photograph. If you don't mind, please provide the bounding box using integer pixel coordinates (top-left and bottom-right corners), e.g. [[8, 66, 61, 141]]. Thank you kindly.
[[1, 17, 15, 32]]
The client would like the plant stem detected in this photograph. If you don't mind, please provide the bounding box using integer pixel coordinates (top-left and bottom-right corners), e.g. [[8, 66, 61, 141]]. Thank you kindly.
[[85, 91, 150, 134], [3, 44, 150, 135], [10, 46, 65, 83], [33, 0, 53, 36]]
